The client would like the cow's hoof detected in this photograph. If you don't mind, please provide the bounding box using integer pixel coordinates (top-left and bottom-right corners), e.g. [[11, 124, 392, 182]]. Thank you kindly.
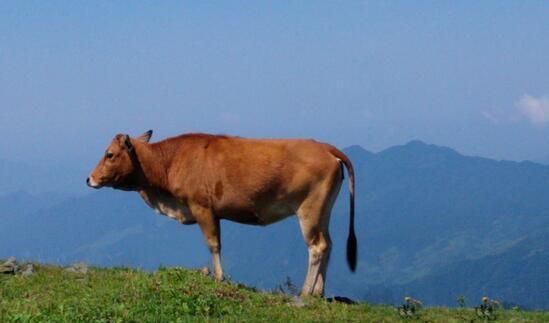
[[200, 267, 210, 276], [288, 296, 306, 307]]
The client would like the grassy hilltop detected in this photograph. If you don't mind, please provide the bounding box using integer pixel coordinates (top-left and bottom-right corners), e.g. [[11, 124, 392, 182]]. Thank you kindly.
[[1, 263, 548, 322]]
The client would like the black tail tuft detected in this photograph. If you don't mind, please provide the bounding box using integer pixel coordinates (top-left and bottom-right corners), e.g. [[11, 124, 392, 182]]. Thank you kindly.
[[346, 227, 357, 272]]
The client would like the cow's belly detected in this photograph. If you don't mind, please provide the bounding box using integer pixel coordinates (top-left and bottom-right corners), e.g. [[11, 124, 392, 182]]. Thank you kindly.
[[217, 202, 295, 226]]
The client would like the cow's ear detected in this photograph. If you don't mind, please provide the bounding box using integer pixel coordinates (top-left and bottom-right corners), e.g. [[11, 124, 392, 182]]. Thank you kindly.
[[122, 134, 134, 152], [136, 130, 153, 143]]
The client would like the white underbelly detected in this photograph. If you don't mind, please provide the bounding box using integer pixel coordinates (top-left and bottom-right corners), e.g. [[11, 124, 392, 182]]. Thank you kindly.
[[153, 202, 195, 224]]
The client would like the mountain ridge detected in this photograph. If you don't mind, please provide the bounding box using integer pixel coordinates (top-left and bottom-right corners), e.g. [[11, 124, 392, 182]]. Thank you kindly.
[[1, 140, 548, 308]]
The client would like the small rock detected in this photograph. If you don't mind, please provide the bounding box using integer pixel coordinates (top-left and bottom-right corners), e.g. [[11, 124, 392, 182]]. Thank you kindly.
[[0, 257, 18, 274], [326, 296, 357, 305], [20, 264, 34, 277], [66, 262, 89, 274]]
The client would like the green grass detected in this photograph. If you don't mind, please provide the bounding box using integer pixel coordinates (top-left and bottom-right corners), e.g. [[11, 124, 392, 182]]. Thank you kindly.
[[0, 263, 547, 322]]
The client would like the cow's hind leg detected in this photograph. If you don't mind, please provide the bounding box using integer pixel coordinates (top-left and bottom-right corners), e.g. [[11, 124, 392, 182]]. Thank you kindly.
[[297, 203, 332, 297], [312, 185, 340, 296], [297, 165, 342, 297], [312, 217, 332, 296]]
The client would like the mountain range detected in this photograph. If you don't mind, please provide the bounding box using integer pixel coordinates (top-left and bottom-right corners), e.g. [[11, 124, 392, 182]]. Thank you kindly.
[[1, 140, 548, 309]]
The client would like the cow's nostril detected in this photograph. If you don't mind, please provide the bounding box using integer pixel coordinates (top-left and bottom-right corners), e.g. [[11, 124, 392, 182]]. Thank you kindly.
[[86, 177, 90, 185]]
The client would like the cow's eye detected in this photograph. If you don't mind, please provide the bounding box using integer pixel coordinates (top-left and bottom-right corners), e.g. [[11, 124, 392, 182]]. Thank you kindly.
[[105, 152, 114, 160]]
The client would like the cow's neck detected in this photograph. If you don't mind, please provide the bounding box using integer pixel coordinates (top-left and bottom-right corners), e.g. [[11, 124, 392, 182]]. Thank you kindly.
[[132, 142, 170, 192]]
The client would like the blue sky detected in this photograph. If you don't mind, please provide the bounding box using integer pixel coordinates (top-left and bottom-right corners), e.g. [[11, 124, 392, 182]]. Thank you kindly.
[[1, 1, 548, 169]]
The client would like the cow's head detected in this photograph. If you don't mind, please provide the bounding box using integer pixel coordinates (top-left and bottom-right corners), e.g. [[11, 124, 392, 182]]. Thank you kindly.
[[87, 130, 153, 191]]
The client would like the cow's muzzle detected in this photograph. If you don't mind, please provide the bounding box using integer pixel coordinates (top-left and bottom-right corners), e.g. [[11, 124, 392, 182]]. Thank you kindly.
[[86, 177, 101, 189]]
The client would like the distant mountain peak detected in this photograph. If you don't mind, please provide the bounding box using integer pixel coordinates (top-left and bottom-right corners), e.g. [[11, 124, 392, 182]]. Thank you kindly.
[[343, 145, 374, 159], [379, 140, 462, 160], [404, 139, 428, 147]]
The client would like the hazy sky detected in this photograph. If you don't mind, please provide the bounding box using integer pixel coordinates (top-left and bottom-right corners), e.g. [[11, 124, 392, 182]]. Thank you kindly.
[[1, 1, 548, 169]]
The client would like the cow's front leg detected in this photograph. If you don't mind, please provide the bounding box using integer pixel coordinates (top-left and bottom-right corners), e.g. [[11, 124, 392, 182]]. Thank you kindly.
[[192, 205, 224, 281]]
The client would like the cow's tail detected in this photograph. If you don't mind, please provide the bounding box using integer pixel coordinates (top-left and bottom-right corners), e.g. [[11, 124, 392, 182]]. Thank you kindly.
[[326, 145, 357, 272]]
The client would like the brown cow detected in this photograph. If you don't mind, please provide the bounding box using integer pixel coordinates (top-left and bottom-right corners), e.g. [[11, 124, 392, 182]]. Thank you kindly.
[[87, 131, 357, 296]]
